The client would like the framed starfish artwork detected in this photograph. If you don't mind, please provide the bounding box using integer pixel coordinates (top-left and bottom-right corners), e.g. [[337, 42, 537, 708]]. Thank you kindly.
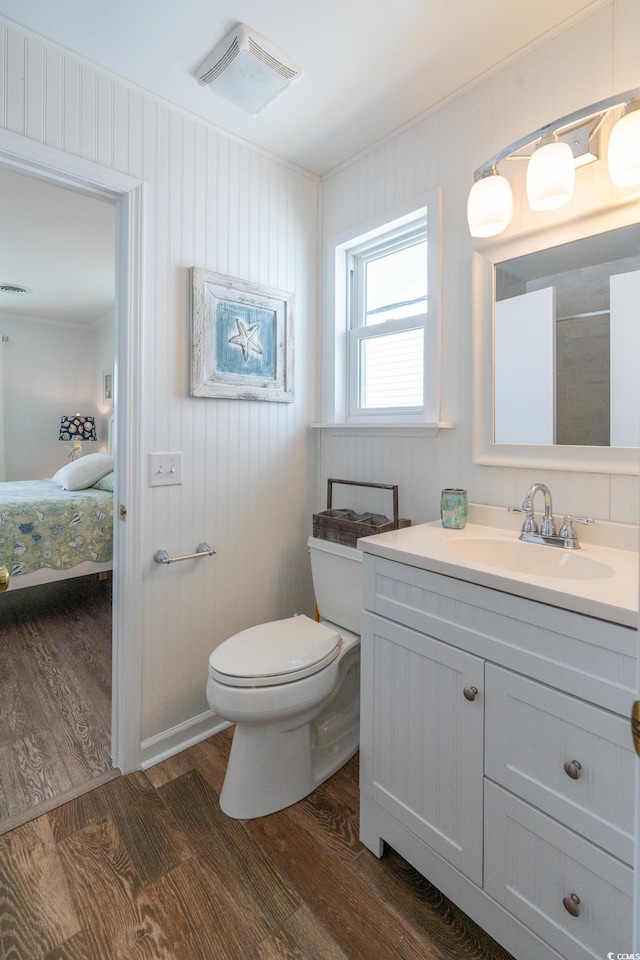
[[190, 269, 294, 402]]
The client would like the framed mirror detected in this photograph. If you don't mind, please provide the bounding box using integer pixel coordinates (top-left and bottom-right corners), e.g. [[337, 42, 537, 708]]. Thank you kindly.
[[473, 199, 640, 475]]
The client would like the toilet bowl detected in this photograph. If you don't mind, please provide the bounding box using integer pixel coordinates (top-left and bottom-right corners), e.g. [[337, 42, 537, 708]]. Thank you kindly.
[[206, 536, 362, 820]]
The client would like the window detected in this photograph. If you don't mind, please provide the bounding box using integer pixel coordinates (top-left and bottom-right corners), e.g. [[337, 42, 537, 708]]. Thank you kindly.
[[348, 222, 427, 417], [324, 192, 441, 427]]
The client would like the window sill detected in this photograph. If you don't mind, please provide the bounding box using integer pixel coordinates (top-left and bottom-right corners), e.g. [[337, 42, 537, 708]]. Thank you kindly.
[[309, 421, 455, 437]]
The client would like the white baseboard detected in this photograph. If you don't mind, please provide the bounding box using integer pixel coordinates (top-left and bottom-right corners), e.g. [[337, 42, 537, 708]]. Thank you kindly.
[[140, 709, 231, 770]]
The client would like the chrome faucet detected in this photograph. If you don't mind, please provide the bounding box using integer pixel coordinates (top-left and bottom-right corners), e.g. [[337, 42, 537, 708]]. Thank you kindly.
[[523, 482, 556, 537], [509, 483, 594, 549]]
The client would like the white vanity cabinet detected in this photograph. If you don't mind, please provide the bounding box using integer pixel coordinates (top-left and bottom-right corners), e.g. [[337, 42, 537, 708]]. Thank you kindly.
[[360, 553, 637, 960]]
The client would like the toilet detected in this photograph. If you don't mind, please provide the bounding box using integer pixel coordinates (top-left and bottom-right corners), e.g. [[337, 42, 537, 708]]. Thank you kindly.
[[206, 535, 362, 819]]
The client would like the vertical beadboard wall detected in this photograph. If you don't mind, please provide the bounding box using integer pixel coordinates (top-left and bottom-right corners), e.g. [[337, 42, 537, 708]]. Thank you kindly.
[[0, 23, 320, 741], [320, 0, 640, 529]]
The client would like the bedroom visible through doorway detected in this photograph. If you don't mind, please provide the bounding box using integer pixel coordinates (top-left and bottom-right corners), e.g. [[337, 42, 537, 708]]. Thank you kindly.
[[0, 167, 118, 832]]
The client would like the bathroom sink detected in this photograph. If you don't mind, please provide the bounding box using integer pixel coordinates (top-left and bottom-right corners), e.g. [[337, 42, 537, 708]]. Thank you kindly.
[[442, 537, 615, 580], [358, 506, 638, 625]]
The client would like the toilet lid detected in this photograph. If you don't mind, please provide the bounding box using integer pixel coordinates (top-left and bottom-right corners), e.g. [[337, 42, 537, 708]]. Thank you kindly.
[[208, 615, 342, 687]]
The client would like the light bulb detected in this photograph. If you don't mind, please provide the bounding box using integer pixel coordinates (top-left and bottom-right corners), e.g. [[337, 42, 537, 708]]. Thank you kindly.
[[467, 170, 513, 238], [608, 103, 640, 187], [526, 139, 575, 211]]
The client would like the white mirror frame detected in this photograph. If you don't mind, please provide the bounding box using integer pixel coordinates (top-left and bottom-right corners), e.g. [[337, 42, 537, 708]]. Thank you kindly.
[[473, 197, 640, 475]]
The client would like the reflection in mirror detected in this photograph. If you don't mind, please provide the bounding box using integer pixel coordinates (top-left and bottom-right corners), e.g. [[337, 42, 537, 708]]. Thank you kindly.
[[495, 223, 640, 447]]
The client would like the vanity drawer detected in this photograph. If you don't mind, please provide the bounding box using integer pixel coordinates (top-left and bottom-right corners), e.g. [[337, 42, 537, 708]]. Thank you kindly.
[[484, 781, 633, 960], [485, 664, 635, 864]]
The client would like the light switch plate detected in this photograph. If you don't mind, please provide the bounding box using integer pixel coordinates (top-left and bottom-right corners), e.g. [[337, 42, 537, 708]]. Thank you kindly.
[[149, 452, 183, 486]]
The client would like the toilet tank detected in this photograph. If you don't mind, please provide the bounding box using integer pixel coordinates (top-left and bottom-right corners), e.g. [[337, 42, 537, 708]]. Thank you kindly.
[[308, 536, 363, 635]]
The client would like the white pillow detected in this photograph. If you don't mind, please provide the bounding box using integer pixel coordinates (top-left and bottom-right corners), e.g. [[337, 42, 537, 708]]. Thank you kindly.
[[52, 453, 114, 491]]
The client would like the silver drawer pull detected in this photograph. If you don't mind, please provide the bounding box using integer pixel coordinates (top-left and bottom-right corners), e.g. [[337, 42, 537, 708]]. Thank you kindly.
[[562, 893, 581, 917], [564, 759, 582, 780], [463, 686, 478, 702]]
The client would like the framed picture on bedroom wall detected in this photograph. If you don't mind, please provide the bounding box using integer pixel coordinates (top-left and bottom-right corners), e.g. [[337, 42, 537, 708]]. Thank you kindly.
[[103, 370, 113, 404]]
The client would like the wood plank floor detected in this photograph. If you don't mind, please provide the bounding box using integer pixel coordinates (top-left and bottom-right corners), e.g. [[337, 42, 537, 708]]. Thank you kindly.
[[0, 576, 112, 824], [0, 729, 515, 960]]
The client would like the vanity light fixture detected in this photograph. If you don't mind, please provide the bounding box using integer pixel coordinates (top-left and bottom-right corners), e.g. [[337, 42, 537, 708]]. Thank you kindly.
[[468, 86, 640, 237]]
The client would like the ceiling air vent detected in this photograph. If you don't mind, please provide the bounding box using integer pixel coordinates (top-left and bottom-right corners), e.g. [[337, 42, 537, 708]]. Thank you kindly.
[[199, 36, 240, 86], [196, 23, 301, 116], [247, 37, 297, 80], [0, 284, 29, 294]]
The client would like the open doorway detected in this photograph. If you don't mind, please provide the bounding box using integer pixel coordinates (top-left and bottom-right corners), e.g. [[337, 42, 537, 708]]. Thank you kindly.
[[0, 168, 118, 829], [0, 131, 144, 831]]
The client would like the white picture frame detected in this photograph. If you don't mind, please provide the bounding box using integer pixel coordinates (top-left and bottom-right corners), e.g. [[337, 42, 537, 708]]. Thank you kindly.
[[103, 370, 113, 404], [190, 269, 294, 403]]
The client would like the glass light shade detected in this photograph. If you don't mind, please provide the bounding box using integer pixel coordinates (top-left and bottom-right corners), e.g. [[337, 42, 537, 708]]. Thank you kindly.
[[526, 140, 575, 211], [608, 106, 640, 187], [467, 173, 513, 238]]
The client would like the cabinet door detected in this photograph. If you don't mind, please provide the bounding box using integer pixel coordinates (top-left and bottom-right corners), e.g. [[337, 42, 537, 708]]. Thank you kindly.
[[361, 613, 484, 884]]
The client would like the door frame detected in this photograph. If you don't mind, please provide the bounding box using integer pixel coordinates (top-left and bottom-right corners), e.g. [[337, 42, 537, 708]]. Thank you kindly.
[[0, 128, 143, 774]]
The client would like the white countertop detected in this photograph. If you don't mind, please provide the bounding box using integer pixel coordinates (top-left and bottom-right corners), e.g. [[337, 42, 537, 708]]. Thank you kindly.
[[358, 506, 639, 628]]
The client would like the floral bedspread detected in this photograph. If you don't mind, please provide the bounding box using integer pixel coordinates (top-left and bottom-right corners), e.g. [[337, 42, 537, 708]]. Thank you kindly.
[[0, 480, 113, 576]]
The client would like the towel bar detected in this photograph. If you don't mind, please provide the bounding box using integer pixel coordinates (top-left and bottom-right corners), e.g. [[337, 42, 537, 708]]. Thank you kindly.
[[154, 542, 216, 565]]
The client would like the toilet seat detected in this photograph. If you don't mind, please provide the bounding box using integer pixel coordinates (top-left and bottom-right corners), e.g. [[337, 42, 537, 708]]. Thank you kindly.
[[209, 615, 342, 687]]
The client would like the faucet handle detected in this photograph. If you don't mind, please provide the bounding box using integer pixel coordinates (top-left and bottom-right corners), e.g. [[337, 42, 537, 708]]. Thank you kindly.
[[561, 514, 594, 529], [559, 514, 594, 546], [508, 506, 538, 534]]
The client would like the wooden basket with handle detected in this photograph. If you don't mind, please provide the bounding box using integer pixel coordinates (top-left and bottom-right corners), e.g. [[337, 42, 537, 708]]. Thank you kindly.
[[312, 479, 411, 548]]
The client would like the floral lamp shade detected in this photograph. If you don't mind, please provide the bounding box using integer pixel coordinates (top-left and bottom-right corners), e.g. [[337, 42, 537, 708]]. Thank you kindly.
[[59, 415, 97, 460]]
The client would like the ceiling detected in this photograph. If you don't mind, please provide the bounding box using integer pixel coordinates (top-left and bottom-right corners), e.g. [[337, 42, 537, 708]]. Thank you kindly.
[[0, 1, 609, 325], [0, 168, 115, 325], [0, 0, 611, 176]]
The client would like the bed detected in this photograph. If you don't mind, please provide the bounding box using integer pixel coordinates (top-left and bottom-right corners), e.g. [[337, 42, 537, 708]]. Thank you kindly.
[[0, 467, 114, 592]]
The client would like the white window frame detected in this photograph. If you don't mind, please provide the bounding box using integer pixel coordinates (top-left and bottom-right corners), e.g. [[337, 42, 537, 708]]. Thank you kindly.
[[347, 221, 428, 419], [321, 190, 442, 429]]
